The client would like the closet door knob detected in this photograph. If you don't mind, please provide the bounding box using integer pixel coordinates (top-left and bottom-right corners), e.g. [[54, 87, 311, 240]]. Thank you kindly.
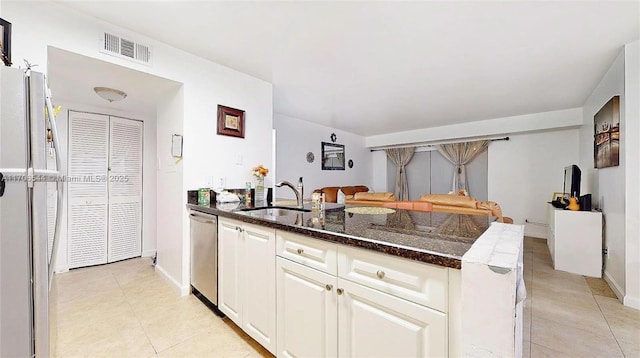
[[325, 284, 333, 291], [336, 288, 344, 295]]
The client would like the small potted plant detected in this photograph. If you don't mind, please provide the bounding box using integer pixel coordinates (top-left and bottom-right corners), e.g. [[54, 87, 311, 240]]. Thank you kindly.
[[252, 165, 269, 201]]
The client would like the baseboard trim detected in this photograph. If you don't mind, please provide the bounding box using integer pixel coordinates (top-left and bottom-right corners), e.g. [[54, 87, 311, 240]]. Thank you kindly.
[[623, 295, 640, 310], [180, 285, 190, 296], [142, 249, 156, 257], [524, 224, 548, 239], [54, 266, 69, 274], [603, 270, 624, 302], [525, 232, 547, 239], [155, 264, 189, 296]]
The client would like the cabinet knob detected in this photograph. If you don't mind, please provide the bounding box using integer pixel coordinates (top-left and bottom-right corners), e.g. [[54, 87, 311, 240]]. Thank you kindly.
[[336, 288, 344, 295], [376, 270, 385, 279], [297, 248, 304, 255], [325, 284, 333, 291]]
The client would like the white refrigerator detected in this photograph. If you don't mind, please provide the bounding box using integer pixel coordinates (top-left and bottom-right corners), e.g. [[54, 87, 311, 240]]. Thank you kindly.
[[0, 67, 64, 357]]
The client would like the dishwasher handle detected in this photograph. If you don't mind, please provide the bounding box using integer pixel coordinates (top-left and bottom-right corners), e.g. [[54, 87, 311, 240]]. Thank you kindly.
[[189, 213, 216, 224]]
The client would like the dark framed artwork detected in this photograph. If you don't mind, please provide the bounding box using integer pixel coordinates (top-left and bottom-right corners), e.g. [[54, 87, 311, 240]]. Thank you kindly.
[[594, 96, 620, 168], [0, 18, 11, 66], [321, 141, 345, 170], [217, 105, 245, 138]]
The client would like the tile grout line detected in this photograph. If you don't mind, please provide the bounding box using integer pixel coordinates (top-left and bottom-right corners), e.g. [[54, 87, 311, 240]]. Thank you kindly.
[[111, 266, 161, 356], [114, 262, 209, 356], [527, 251, 598, 358], [517, 240, 632, 358], [529, 241, 612, 356], [593, 293, 627, 357]]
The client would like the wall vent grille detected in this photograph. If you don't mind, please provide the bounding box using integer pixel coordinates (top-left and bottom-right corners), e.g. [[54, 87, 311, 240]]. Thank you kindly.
[[100, 32, 152, 66]]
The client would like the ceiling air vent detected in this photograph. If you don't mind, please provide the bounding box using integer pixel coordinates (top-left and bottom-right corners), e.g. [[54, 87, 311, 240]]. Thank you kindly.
[[100, 32, 152, 66]]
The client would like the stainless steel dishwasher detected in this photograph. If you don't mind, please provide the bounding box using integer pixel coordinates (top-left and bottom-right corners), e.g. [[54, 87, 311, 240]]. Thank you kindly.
[[189, 209, 221, 312]]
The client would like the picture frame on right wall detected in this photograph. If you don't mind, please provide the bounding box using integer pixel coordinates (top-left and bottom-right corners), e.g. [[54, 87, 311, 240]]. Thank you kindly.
[[594, 95, 620, 169], [0, 18, 11, 66]]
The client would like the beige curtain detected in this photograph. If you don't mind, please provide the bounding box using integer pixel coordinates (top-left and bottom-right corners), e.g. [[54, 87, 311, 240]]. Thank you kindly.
[[385, 147, 416, 200], [437, 140, 489, 193]]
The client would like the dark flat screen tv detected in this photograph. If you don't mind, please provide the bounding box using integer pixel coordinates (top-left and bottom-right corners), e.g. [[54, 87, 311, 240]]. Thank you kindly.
[[563, 165, 581, 198]]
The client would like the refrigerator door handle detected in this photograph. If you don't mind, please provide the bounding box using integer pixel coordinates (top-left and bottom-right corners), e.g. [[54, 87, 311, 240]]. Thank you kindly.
[[0, 172, 4, 197], [45, 87, 65, 286]]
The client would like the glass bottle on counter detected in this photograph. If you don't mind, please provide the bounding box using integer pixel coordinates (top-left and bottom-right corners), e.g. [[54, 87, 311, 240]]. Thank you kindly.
[[245, 182, 252, 204]]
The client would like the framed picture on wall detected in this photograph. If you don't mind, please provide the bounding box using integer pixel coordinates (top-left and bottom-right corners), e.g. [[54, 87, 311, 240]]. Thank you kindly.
[[593, 96, 620, 169], [0, 18, 11, 66], [217, 105, 245, 138]]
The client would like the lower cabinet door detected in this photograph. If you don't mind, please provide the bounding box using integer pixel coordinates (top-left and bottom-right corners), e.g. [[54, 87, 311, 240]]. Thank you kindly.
[[338, 278, 447, 358], [218, 218, 243, 325], [243, 223, 276, 354], [277, 257, 338, 358]]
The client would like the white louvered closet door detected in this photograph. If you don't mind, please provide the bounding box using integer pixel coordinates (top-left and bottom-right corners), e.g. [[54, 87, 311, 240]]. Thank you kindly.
[[108, 117, 143, 262], [68, 112, 109, 268]]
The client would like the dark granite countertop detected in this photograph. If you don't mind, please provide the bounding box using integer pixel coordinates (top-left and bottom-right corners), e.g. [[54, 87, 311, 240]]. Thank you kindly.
[[186, 200, 493, 269]]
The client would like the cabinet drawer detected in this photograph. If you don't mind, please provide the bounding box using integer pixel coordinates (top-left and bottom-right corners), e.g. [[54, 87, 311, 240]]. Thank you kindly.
[[276, 231, 337, 275], [338, 246, 448, 312]]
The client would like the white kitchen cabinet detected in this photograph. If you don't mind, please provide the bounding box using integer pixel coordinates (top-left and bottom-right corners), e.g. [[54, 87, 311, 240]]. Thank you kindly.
[[276, 257, 338, 358], [242, 222, 276, 353], [547, 205, 603, 277], [338, 277, 447, 358], [337, 245, 448, 312], [275, 230, 449, 357], [277, 230, 338, 275], [218, 218, 243, 324], [218, 218, 276, 354]]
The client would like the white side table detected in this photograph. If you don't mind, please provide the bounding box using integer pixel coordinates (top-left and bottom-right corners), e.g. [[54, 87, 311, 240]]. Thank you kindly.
[[547, 205, 603, 277]]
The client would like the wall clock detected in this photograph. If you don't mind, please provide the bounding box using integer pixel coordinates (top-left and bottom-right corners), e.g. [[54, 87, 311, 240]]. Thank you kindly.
[[306, 152, 315, 163]]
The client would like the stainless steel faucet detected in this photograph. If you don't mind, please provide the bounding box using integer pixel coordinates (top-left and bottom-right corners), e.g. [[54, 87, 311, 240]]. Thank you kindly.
[[276, 177, 304, 209]]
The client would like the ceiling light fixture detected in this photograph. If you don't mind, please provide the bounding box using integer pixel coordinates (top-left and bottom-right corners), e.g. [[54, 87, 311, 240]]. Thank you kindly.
[[93, 87, 127, 102]]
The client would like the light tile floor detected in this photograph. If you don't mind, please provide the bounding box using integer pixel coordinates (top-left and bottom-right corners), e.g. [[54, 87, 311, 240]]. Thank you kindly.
[[51, 257, 272, 357], [52, 238, 639, 357], [523, 237, 640, 358]]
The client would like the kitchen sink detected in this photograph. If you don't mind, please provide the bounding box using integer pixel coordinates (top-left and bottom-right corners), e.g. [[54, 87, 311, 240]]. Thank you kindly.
[[239, 206, 310, 216]]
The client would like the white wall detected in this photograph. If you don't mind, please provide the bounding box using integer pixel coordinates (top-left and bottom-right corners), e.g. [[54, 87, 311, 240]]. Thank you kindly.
[[623, 41, 639, 309], [3, 1, 273, 292], [274, 114, 371, 198], [366, 108, 583, 148], [580, 49, 626, 299], [578, 41, 640, 309], [50, 103, 157, 273], [488, 129, 580, 238], [156, 87, 185, 292]]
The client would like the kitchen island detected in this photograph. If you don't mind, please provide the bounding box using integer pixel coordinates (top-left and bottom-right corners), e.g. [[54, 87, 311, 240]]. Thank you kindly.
[[186, 200, 524, 357], [187, 201, 492, 268]]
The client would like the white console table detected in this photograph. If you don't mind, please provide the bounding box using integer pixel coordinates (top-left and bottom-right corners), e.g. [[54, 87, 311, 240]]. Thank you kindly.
[[547, 205, 603, 277]]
